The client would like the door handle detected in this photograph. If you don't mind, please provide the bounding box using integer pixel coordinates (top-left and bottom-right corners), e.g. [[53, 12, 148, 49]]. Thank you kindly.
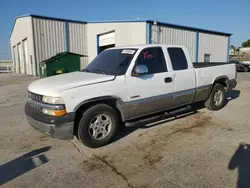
[[164, 77, 172, 83]]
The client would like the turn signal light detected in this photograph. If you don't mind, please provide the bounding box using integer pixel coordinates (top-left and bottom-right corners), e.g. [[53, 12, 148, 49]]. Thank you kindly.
[[42, 108, 66, 116]]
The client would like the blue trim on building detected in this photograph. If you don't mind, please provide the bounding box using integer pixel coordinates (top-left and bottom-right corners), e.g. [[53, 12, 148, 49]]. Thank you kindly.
[[89, 19, 231, 36], [10, 14, 87, 38], [64, 22, 70, 51], [195, 31, 199, 62], [147, 23, 151, 44], [146, 20, 232, 37], [88, 19, 147, 23], [227, 36, 230, 62], [11, 14, 232, 38], [30, 14, 87, 23], [96, 35, 100, 55]]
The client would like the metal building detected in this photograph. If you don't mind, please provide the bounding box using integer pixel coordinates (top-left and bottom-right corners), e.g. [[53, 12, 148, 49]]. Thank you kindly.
[[10, 15, 232, 76], [10, 15, 87, 76]]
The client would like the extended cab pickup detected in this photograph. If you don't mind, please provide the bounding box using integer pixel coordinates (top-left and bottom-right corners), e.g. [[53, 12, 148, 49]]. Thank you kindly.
[[25, 44, 237, 148]]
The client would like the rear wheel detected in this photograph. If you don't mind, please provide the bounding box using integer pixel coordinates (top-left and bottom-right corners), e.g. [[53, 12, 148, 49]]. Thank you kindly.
[[77, 104, 119, 148], [205, 83, 225, 111], [244, 67, 249, 72]]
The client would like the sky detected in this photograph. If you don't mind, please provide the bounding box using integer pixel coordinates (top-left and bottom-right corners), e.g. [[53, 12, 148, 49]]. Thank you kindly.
[[0, 0, 249, 59]]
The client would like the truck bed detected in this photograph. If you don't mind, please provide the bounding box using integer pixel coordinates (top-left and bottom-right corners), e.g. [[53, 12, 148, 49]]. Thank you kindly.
[[193, 62, 236, 90], [193, 62, 233, 68]]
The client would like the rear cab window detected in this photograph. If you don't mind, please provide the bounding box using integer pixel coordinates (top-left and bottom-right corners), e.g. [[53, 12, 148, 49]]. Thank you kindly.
[[167, 47, 188, 71], [135, 47, 167, 74]]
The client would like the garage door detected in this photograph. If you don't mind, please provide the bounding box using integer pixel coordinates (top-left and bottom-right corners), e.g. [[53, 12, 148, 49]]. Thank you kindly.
[[23, 39, 30, 75], [99, 32, 115, 47], [17, 43, 23, 74]]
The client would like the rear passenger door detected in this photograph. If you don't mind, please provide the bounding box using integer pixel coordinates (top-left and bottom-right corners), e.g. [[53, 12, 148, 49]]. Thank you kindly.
[[125, 47, 175, 119], [167, 47, 196, 107]]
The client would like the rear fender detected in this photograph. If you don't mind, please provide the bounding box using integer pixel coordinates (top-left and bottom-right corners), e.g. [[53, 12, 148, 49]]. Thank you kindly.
[[213, 75, 229, 91]]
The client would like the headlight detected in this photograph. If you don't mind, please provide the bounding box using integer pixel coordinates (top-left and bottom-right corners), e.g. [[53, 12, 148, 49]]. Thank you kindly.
[[42, 96, 65, 104]]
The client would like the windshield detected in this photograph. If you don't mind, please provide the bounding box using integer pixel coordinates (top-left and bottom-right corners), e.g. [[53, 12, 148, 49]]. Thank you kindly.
[[83, 48, 137, 75]]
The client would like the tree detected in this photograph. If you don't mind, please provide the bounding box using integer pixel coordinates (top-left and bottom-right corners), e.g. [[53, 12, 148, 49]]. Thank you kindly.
[[230, 45, 236, 52], [242, 39, 250, 48]]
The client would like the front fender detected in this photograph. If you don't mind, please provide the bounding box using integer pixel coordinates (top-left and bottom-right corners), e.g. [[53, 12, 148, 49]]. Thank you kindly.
[[73, 95, 126, 121]]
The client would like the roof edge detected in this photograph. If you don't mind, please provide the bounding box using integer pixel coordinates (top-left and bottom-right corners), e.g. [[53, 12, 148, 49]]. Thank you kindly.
[[88, 19, 147, 23], [10, 14, 87, 39], [88, 19, 232, 36], [10, 14, 232, 40], [29, 14, 87, 24], [10, 14, 32, 38], [146, 20, 232, 36]]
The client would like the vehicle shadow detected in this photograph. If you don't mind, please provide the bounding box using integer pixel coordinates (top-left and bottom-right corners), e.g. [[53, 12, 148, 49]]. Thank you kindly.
[[113, 89, 240, 144], [225, 89, 240, 105], [113, 105, 201, 143], [228, 143, 250, 188], [0, 146, 51, 185]]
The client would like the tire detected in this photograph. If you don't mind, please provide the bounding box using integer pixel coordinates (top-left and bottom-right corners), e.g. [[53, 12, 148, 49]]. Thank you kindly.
[[205, 83, 225, 111], [244, 67, 249, 72], [77, 104, 119, 148]]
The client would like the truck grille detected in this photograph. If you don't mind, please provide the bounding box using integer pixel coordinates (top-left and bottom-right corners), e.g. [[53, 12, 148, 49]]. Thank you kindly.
[[28, 91, 43, 102]]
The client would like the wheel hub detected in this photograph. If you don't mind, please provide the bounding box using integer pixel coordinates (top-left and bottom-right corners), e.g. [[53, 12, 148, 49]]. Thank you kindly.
[[88, 114, 112, 140], [214, 90, 223, 106]]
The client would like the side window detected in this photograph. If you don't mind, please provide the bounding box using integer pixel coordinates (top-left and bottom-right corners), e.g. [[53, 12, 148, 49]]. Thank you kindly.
[[135, 47, 167, 74], [167, 47, 188, 71], [204, 54, 211, 62]]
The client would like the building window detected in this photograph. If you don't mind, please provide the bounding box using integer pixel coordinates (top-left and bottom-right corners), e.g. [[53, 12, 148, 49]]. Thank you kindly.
[[204, 54, 211, 62], [167, 47, 188, 71]]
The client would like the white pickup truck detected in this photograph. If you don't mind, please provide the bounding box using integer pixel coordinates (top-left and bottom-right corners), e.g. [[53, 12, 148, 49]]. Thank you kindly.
[[25, 44, 237, 148]]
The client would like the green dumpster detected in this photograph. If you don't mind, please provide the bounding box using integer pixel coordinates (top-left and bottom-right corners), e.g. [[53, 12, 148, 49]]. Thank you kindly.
[[39, 52, 84, 78]]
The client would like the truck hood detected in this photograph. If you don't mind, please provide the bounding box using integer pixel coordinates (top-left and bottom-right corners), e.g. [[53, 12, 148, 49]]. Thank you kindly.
[[28, 72, 115, 96]]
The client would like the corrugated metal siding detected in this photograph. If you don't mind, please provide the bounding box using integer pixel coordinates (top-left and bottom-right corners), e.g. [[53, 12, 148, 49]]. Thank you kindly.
[[68, 22, 88, 68], [198, 33, 228, 62], [151, 25, 196, 61], [32, 18, 66, 68]]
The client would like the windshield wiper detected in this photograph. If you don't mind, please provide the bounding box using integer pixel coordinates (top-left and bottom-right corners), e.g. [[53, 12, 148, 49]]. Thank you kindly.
[[81, 68, 90, 72], [91, 69, 108, 75]]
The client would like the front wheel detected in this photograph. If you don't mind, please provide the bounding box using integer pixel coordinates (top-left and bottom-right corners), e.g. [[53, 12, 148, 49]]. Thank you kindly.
[[77, 104, 119, 148], [244, 67, 249, 72], [205, 83, 225, 111]]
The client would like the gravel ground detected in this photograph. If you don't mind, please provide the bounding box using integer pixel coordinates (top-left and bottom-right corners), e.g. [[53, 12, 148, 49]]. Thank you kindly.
[[0, 73, 250, 188]]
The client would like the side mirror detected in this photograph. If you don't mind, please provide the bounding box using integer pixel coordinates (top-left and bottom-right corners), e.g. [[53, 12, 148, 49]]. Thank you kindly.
[[134, 65, 148, 76]]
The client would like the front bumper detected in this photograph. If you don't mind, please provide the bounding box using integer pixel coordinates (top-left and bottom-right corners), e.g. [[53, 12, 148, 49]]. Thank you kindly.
[[25, 102, 75, 139]]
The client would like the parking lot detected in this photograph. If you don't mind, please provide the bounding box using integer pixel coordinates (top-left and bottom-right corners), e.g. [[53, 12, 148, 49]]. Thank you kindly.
[[0, 72, 250, 188]]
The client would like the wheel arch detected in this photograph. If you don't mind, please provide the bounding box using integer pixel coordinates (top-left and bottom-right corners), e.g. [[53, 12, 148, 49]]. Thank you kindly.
[[213, 75, 229, 88], [74, 95, 126, 122]]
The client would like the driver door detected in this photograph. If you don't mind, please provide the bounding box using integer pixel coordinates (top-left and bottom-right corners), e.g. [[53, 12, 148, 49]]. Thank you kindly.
[[125, 47, 175, 120]]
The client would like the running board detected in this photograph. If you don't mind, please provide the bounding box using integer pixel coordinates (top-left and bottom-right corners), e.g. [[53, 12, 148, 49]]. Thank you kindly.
[[125, 105, 192, 128]]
